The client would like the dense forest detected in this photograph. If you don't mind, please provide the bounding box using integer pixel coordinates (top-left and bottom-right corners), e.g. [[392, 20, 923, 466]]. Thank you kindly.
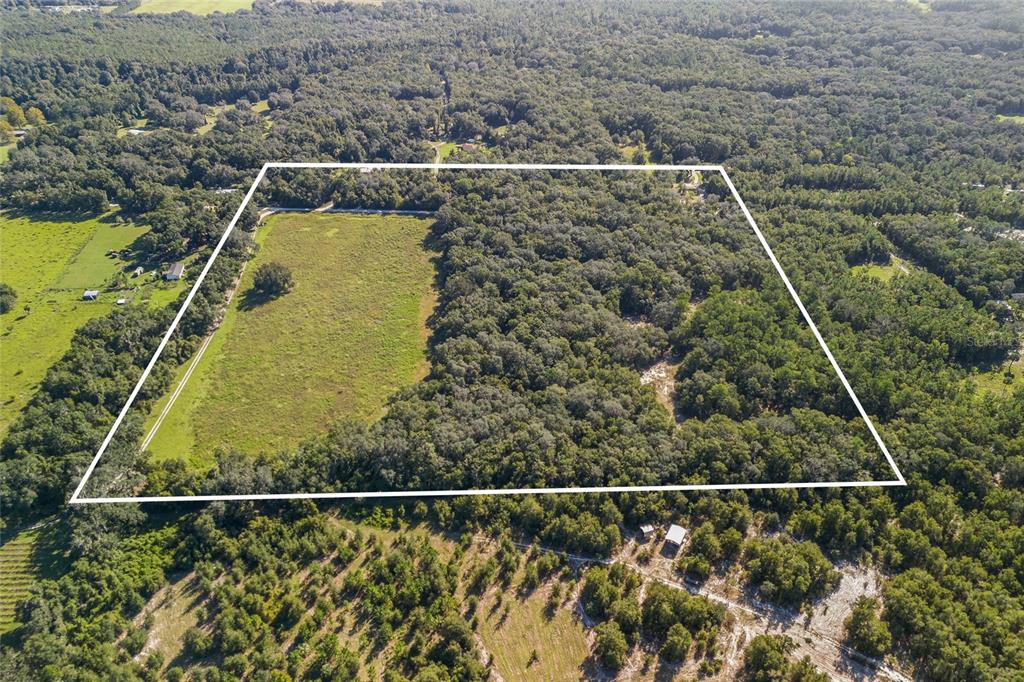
[[1, 0, 1023, 680]]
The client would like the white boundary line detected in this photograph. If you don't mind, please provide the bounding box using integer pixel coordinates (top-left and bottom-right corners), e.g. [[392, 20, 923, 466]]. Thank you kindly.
[[69, 163, 905, 504]]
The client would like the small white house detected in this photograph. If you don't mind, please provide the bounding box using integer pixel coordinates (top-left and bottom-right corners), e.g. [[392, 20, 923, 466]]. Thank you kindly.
[[639, 524, 657, 542], [116, 298, 127, 305], [665, 524, 687, 549], [164, 262, 185, 281], [82, 290, 99, 301]]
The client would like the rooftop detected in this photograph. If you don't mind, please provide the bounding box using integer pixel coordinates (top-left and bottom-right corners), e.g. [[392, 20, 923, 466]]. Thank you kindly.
[[666, 524, 687, 546]]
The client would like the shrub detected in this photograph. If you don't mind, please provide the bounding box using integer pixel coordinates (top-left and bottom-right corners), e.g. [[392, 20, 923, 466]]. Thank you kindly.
[[0, 283, 16, 314]]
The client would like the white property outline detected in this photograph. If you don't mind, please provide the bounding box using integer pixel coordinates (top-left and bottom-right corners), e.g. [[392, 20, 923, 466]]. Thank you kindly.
[[69, 163, 906, 504]]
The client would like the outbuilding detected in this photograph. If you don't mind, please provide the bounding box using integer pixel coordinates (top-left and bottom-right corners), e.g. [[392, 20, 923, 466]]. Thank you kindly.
[[665, 524, 687, 549], [638, 524, 657, 542], [83, 290, 99, 301]]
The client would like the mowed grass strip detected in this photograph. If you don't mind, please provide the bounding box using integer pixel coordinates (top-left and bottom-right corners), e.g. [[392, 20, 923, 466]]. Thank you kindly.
[[146, 212, 437, 465], [132, 0, 253, 14], [0, 214, 145, 435]]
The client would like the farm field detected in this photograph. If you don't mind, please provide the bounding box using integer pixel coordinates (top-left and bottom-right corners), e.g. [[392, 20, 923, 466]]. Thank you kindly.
[[132, 0, 253, 14], [0, 213, 186, 435], [143, 212, 437, 467], [0, 523, 66, 636], [0, 214, 155, 434]]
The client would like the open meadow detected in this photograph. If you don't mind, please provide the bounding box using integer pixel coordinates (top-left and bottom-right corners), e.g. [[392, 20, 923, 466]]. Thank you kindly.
[[131, 0, 254, 15], [0, 213, 184, 436], [143, 211, 437, 466]]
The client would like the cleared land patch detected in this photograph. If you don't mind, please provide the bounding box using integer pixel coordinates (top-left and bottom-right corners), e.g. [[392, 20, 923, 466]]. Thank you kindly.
[[132, 0, 254, 14], [477, 576, 590, 680], [144, 212, 437, 466], [0, 214, 168, 435], [851, 254, 910, 282], [197, 99, 270, 135]]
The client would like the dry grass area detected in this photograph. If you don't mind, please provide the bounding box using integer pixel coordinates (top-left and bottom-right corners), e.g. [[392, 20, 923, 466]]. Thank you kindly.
[[475, 572, 590, 680]]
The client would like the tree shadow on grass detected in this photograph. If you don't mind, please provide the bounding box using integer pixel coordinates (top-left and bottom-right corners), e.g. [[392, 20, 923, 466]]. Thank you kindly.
[[236, 286, 279, 312]]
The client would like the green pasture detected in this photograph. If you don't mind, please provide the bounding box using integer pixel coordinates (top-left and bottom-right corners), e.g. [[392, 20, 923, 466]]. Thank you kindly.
[[144, 212, 437, 466], [0, 213, 181, 435], [132, 0, 254, 15]]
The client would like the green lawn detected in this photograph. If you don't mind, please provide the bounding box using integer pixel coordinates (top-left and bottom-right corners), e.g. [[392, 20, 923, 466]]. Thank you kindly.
[[144, 212, 437, 466], [55, 222, 148, 289], [431, 141, 458, 162], [996, 114, 1024, 125], [132, 0, 253, 14], [972, 356, 1024, 398], [852, 254, 910, 282], [0, 213, 178, 436], [0, 142, 15, 164]]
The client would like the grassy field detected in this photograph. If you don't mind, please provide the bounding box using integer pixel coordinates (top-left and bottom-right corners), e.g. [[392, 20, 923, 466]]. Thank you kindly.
[[132, 0, 253, 14], [144, 212, 437, 466], [197, 99, 269, 135], [997, 114, 1024, 125], [476, 575, 590, 680], [0, 142, 15, 164], [116, 118, 151, 138], [430, 141, 458, 162], [0, 524, 66, 635], [851, 254, 910, 282], [972, 355, 1024, 398], [0, 213, 183, 435]]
